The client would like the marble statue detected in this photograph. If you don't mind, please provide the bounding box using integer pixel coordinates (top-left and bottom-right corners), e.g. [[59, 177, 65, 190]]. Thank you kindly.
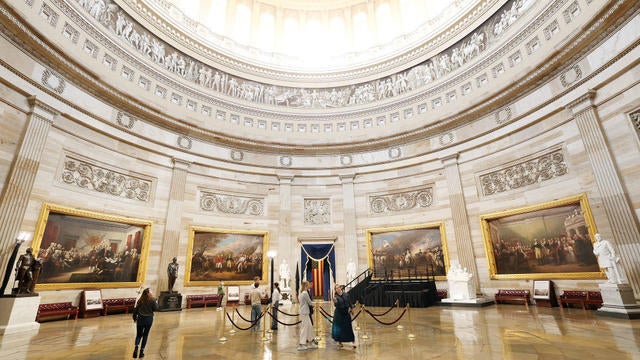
[[15, 248, 36, 294], [346, 259, 356, 286], [279, 259, 290, 289], [447, 262, 474, 301], [593, 233, 623, 284], [167, 257, 179, 292]]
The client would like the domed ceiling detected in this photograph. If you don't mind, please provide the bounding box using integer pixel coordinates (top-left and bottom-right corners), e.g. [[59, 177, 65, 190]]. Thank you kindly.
[[143, 0, 482, 73]]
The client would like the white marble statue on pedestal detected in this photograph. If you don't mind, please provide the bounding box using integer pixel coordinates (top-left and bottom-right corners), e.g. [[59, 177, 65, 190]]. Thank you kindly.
[[591, 233, 640, 318], [447, 262, 475, 301], [592, 233, 623, 284], [279, 259, 291, 289], [346, 259, 356, 286]]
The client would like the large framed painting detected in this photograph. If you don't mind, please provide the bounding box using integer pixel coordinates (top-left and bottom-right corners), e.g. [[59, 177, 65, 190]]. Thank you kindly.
[[31, 203, 152, 290], [366, 222, 449, 280], [185, 227, 269, 286], [480, 193, 604, 280]]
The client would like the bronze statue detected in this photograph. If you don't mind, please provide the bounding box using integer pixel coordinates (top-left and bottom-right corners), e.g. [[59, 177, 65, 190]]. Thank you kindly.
[[167, 257, 179, 293], [15, 247, 36, 294]]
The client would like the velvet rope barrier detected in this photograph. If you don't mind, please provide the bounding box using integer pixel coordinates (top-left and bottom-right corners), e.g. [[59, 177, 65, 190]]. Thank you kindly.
[[318, 306, 333, 319], [226, 311, 261, 331], [265, 308, 302, 326], [364, 300, 398, 317], [364, 306, 408, 326], [274, 306, 300, 317]]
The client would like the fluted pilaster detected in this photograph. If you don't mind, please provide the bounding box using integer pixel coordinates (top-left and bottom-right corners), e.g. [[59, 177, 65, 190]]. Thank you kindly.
[[278, 175, 294, 269], [340, 174, 357, 282], [0, 96, 57, 294], [567, 90, 640, 298], [441, 154, 480, 293], [157, 158, 190, 293]]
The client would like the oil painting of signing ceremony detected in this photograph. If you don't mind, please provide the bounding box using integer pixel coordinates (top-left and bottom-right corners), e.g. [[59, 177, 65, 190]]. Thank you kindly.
[[35, 213, 145, 284], [488, 204, 599, 275]]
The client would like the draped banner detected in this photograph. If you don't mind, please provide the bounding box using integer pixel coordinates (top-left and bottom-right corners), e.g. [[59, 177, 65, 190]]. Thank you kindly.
[[311, 260, 324, 298], [301, 243, 335, 300]]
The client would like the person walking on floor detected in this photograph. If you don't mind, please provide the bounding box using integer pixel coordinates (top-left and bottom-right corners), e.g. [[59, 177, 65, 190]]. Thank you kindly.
[[133, 288, 159, 358], [271, 282, 282, 331], [250, 281, 262, 332], [297, 281, 317, 350], [331, 285, 356, 348]]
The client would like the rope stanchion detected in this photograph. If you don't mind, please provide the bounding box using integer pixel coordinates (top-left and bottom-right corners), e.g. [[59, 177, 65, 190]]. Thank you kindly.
[[407, 304, 415, 339], [229, 305, 237, 334], [219, 306, 227, 342], [361, 304, 369, 340], [313, 301, 320, 342], [396, 300, 404, 330], [226, 311, 256, 331], [261, 305, 269, 341]]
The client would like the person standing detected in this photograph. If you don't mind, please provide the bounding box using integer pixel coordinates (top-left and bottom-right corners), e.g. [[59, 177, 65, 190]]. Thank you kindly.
[[331, 285, 356, 348], [133, 288, 159, 358], [297, 281, 317, 350], [270, 282, 282, 331], [250, 282, 262, 332]]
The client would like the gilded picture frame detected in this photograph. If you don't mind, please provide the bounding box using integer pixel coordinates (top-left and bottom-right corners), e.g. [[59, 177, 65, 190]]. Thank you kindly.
[[366, 222, 449, 280], [31, 203, 152, 290], [185, 227, 269, 286], [480, 193, 604, 280]]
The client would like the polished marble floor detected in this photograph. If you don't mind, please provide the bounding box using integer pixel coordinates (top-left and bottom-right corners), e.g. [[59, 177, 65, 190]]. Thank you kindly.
[[1, 302, 640, 360]]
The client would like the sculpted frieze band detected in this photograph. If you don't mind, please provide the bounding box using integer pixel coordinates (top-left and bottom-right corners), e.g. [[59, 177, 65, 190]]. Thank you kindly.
[[60, 155, 152, 201], [200, 192, 265, 216], [479, 149, 568, 196], [73, 0, 534, 109], [304, 199, 331, 225], [369, 188, 434, 214]]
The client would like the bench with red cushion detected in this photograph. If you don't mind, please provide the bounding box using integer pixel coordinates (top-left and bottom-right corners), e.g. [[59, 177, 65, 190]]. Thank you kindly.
[[494, 289, 530, 309], [186, 294, 222, 309], [102, 298, 136, 315], [36, 302, 79, 322]]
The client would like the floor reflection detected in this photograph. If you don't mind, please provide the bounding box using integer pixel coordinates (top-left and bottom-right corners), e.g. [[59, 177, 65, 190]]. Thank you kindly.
[[1, 304, 640, 359]]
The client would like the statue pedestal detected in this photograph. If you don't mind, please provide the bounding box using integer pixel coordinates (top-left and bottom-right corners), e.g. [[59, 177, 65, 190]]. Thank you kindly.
[[597, 283, 640, 319], [0, 295, 41, 334], [158, 291, 182, 312], [440, 279, 493, 307]]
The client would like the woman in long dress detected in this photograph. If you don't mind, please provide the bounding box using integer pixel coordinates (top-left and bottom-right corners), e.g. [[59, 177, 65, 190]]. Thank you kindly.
[[331, 285, 356, 348]]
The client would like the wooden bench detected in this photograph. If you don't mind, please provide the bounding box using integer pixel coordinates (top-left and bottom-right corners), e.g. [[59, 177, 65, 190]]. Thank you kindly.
[[494, 289, 530, 309], [437, 289, 448, 300], [244, 293, 270, 305], [558, 290, 603, 310], [186, 294, 222, 309], [36, 302, 79, 322], [102, 298, 136, 316]]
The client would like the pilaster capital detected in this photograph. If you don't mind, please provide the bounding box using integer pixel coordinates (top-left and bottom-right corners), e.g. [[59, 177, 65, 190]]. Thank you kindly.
[[440, 153, 460, 167], [565, 89, 597, 118], [278, 175, 294, 185], [171, 157, 191, 170], [27, 96, 58, 123], [339, 173, 356, 184]]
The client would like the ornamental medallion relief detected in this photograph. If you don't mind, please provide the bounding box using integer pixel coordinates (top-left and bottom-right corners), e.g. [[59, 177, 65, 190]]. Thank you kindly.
[[369, 188, 433, 214], [200, 191, 264, 216], [479, 148, 568, 196], [304, 199, 330, 225], [60, 155, 152, 201]]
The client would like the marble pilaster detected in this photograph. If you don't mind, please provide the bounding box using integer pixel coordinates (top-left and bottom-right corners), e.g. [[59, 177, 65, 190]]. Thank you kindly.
[[567, 90, 640, 298], [277, 175, 293, 274], [340, 174, 357, 284], [441, 154, 480, 294], [0, 97, 56, 294], [157, 158, 190, 294]]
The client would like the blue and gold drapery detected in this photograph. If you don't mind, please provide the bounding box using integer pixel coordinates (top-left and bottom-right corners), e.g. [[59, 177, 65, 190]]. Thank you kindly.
[[300, 243, 335, 300]]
